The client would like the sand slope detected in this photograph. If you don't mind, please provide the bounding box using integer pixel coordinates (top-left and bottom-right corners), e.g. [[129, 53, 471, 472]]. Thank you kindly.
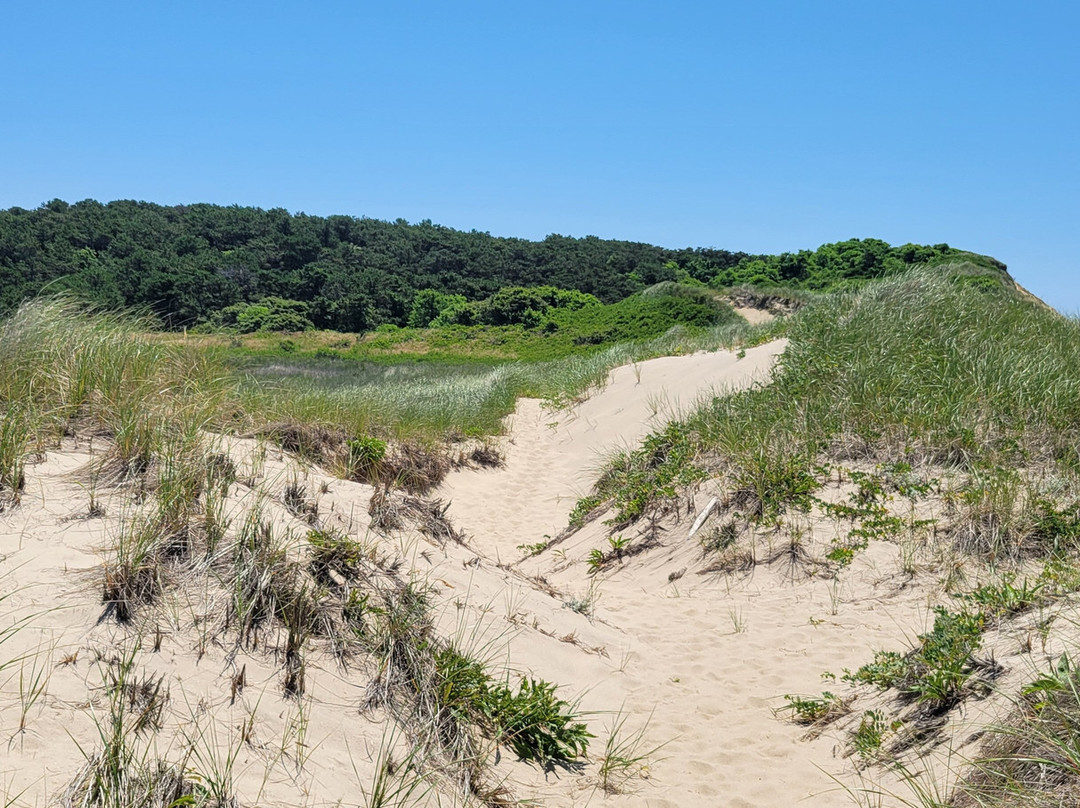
[[2, 339, 1061, 807], [438, 341, 787, 561], [425, 340, 933, 806]]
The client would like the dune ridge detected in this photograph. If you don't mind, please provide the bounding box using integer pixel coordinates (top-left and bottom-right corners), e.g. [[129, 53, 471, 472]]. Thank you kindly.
[[4, 334, 1063, 807]]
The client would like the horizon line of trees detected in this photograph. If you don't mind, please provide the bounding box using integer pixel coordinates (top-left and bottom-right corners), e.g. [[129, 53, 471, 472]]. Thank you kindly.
[[0, 198, 1005, 331]]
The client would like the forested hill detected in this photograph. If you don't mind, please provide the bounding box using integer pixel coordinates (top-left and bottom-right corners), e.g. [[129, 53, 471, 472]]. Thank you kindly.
[[0, 199, 1006, 330]]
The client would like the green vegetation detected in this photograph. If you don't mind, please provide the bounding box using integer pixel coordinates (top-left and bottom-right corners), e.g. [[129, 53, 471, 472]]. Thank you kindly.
[[0, 199, 999, 331], [709, 238, 1005, 290], [585, 420, 708, 529], [576, 265, 1080, 550], [228, 283, 748, 364], [850, 710, 894, 762], [210, 296, 316, 333], [0, 296, 232, 467], [780, 691, 849, 726], [482, 676, 592, 765], [843, 607, 988, 709], [240, 313, 765, 444], [0, 296, 595, 797], [955, 575, 1047, 619], [343, 434, 388, 481], [952, 654, 1080, 807]]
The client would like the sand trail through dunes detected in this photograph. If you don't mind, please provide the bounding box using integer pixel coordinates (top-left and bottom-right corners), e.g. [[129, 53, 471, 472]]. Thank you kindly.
[[437, 340, 787, 560], [2, 337, 1007, 807], [425, 339, 980, 807]]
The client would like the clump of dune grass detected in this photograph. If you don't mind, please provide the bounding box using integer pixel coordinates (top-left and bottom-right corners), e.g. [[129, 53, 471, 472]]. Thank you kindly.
[[0, 297, 236, 469], [64, 644, 236, 808], [223, 505, 298, 650], [101, 435, 239, 622], [0, 403, 34, 508], [950, 654, 1080, 807], [596, 709, 666, 795], [352, 729, 437, 808]]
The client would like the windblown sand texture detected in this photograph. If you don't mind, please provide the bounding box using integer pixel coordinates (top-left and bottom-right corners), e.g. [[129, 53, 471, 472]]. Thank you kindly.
[[1, 339, 1065, 806]]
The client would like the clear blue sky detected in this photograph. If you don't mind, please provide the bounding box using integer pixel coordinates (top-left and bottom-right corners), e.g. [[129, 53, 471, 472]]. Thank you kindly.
[[2, 1, 1076, 310]]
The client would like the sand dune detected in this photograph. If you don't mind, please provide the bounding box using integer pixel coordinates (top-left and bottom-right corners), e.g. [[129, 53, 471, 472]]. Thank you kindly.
[[2, 339, 1057, 807], [438, 341, 787, 562]]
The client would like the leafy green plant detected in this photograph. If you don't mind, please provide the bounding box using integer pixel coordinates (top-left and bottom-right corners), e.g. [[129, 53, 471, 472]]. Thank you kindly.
[[956, 575, 1046, 619], [586, 547, 605, 573], [780, 691, 848, 726], [1021, 652, 1074, 711], [851, 710, 891, 761], [307, 528, 367, 583], [879, 461, 937, 499], [585, 534, 632, 573], [826, 537, 868, 568], [516, 539, 551, 557], [345, 435, 387, 481], [583, 421, 708, 529], [699, 520, 739, 554], [844, 607, 986, 709], [485, 677, 592, 766], [568, 495, 605, 528]]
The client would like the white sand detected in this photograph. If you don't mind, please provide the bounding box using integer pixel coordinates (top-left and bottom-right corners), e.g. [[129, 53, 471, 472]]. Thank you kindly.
[[1, 340, 1055, 807], [438, 341, 787, 561]]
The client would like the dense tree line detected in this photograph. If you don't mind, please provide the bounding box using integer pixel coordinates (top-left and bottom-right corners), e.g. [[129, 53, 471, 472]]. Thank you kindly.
[[711, 238, 1005, 290], [0, 199, 1001, 330]]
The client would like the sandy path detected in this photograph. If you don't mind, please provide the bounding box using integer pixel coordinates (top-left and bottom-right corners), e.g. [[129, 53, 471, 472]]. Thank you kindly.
[[438, 341, 787, 560], [4, 339, 1032, 807], [428, 340, 974, 806]]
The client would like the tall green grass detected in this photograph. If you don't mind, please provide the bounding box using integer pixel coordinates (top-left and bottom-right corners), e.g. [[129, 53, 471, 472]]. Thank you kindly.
[[0, 297, 236, 475], [585, 266, 1080, 545], [243, 318, 769, 441], [698, 264, 1080, 470]]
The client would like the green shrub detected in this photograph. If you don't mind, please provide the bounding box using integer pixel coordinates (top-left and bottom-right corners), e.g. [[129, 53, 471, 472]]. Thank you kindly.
[[345, 435, 387, 480], [781, 691, 847, 725], [845, 607, 986, 708], [485, 677, 592, 765], [214, 297, 315, 333]]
